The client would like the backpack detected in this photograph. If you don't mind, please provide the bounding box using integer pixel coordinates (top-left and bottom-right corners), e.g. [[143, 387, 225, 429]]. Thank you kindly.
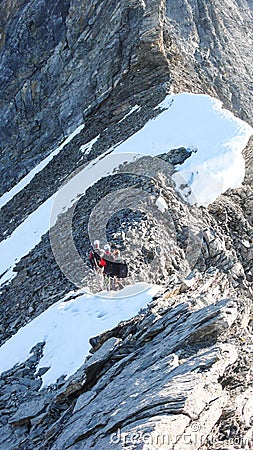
[[110, 261, 128, 278], [118, 262, 128, 278], [103, 257, 114, 276]]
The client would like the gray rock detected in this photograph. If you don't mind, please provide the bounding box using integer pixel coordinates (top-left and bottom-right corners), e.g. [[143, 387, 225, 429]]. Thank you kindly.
[[86, 337, 121, 368], [9, 398, 50, 426], [0, 425, 14, 448]]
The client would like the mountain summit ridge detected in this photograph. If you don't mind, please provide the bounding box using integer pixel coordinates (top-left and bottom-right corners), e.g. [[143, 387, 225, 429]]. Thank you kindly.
[[0, 0, 252, 448], [0, 0, 252, 194]]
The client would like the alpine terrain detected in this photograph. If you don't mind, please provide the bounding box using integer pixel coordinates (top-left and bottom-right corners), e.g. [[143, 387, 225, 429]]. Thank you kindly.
[[0, 0, 252, 449]]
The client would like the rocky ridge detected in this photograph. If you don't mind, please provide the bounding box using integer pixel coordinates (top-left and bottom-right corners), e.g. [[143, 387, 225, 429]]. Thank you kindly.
[[0, 270, 252, 449], [0, 151, 252, 447], [0, 0, 252, 196], [0, 0, 253, 449], [1, 153, 252, 346]]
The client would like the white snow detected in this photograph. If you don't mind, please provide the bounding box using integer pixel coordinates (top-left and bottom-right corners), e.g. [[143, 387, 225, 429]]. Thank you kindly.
[[0, 195, 55, 285], [0, 124, 84, 210], [0, 283, 159, 387], [118, 105, 140, 124], [80, 135, 99, 154], [113, 93, 252, 205], [241, 240, 251, 249], [155, 195, 168, 213]]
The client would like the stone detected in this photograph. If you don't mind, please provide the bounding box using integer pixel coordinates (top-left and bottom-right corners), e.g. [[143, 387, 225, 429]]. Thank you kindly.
[[9, 398, 50, 426], [235, 387, 253, 429], [0, 425, 14, 448], [30, 412, 48, 427], [36, 367, 50, 377], [50, 338, 237, 450], [85, 337, 121, 368], [14, 424, 29, 437], [158, 147, 192, 165], [73, 391, 97, 415]]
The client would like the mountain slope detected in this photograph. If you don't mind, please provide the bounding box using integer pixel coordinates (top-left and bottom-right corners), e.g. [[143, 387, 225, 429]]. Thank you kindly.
[[0, 0, 252, 449], [0, 0, 252, 195]]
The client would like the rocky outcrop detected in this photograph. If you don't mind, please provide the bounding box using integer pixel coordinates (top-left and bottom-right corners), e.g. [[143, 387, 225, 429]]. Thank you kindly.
[[165, 0, 253, 124], [0, 0, 166, 195], [0, 0, 252, 449], [0, 271, 252, 449]]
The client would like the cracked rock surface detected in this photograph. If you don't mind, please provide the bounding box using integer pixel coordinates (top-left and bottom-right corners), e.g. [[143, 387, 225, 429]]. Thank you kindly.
[[0, 0, 252, 449], [1, 271, 252, 450]]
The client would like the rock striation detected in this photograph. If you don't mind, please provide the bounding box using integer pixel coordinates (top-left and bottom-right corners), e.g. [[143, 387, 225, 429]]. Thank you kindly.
[[0, 0, 252, 195], [0, 271, 252, 449], [0, 0, 252, 449]]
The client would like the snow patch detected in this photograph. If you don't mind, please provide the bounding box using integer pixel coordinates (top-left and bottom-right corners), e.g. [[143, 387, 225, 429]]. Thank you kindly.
[[0, 283, 159, 387], [80, 135, 99, 154], [155, 195, 168, 213], [113, 93, 252, 206], [241, 240, 250, 249], [0, 124, 84, 210], [118, 105, 141, 124]]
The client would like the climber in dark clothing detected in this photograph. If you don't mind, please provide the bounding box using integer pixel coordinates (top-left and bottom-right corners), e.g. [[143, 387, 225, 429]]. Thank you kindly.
[[99, 244, 114, 290], [89, 242, 128, 291], [89, 240, 104, 270], [111, 249, 124, 289], [101, 247, 128, 290], [89, 240, 105, 290]]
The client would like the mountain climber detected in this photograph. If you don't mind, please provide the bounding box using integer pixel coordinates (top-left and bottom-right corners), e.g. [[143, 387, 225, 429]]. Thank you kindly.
[[99, 244, 114, 290], [112, 249, 124, 289], [114, 249, 128, 284], [89, 240, 105, 290], [89, 243, 128, 291]]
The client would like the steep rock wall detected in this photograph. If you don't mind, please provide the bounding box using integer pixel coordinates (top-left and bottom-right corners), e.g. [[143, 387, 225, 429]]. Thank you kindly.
[[0, 0, 252, 195], [0, 0, 167, 194], [164, 0, 253, 125]]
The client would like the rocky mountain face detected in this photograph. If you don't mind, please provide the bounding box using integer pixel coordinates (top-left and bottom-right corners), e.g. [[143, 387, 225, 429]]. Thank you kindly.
[[0, 0, 252, 449], [0, 0, 252, 195], [0, 271, 252, 450]]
